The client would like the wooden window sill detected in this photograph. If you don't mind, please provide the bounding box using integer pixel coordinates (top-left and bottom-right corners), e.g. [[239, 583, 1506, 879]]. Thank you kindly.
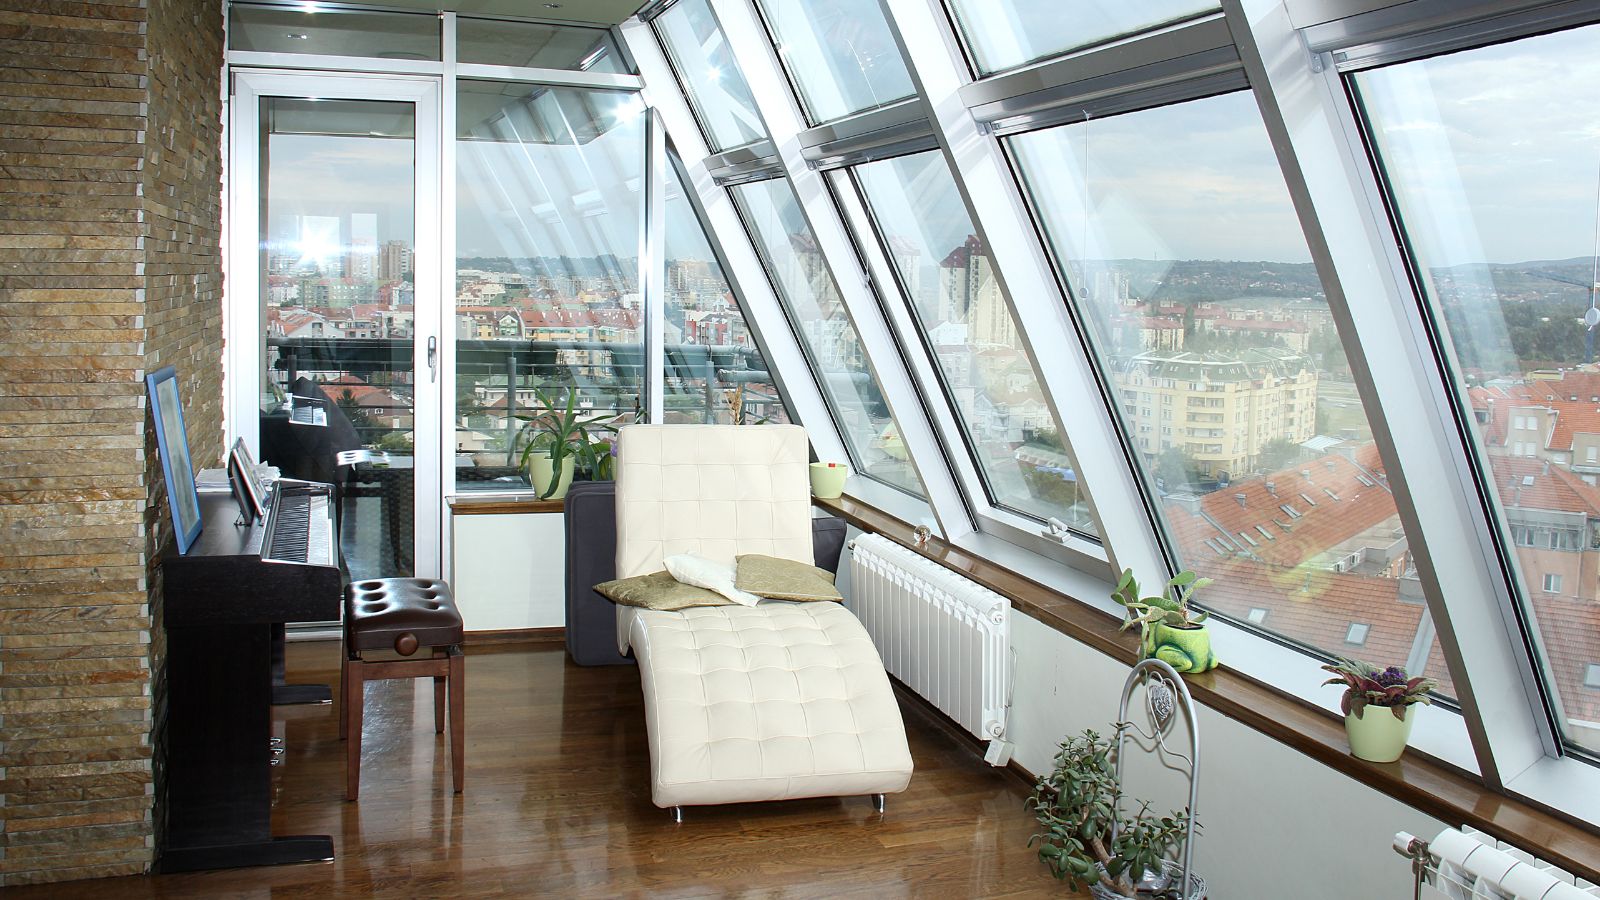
[[447, 496, 565, 515], [815, 493, 1600, 882]]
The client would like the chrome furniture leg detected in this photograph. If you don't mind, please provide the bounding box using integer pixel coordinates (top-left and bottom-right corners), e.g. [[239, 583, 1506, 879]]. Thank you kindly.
[[670, 806, 684, 824], [872, 793, 886, 813]]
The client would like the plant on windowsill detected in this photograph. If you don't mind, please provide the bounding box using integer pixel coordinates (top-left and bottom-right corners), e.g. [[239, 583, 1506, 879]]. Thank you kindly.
[[1111, 569, 1218, 673], [1321, 658, 1438, 763], [513, 387, 621, 500], [1028, 726, 1196, 899]]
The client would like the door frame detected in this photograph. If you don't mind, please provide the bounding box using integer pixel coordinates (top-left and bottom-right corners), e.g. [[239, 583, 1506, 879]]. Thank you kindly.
[[227, 70, 445, 577]]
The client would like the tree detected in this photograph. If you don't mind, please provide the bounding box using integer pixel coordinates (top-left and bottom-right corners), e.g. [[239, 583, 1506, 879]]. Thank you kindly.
[[1151, 447, 1205, 491], [1255, 437, 1303, 474]]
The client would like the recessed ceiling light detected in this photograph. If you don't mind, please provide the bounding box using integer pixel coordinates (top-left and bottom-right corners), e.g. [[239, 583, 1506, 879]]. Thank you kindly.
[[543, 3, 562, 7], [286, 32, 309, 39]]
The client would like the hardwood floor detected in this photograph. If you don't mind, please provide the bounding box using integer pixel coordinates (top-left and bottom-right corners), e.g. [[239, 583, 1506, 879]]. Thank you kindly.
[[16, 641, 1075, 898]]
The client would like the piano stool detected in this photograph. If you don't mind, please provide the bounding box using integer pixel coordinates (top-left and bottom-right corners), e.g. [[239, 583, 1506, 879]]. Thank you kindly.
[[340, 577, 465, 801]]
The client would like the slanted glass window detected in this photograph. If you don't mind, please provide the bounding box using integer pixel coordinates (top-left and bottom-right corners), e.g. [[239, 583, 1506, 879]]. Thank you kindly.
[[852, 150, 1099, 536], [229, 4, 440, 60], [752, 0, 915, 124], [454, 82, 646, 492], [457, 18, 626, 72], [1352, 23, 1600, 752], [1009, 91, 1445, 698], [663, 159, 791, 425], [654, 0, 768, 152], [731, 178, 924, 495], [944, 0, 1217, 75]]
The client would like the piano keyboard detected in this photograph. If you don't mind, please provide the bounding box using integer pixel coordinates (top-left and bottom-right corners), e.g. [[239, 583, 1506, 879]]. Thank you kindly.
[[265, 489, 334, 565], [288, 405, 326, 426]]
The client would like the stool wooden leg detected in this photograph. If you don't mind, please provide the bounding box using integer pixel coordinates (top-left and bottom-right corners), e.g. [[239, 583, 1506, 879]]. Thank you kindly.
[[338, 650, 350, 741], [448, 647, 464, 793], [345, 660, 364, 801], [433, 650, 446, 735]]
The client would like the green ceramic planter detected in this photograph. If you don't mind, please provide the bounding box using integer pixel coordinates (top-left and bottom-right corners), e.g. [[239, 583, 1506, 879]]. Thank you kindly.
[[1143, 622, 1218, 673], [1344, 703, 1415, 763], [527, 452, 575, 500]]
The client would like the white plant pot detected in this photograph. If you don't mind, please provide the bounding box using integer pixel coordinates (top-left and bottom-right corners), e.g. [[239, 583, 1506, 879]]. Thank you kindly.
[[1344, 703, 1416, 763], [527, 452, 575, 500]]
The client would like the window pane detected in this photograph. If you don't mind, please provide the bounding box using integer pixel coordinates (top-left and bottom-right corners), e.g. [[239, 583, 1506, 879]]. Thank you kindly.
[[944, 0, 1216, 75], [853, 151, 1099, 536], [1353, 24, 1600, 752], [229, 4, 440, 60], [731, 179, 924, 495], [664, 161, 791, 425], [1010, 92, 1444, 696], [655, 0, 768, 152], [454, 82, 645, 493], [457, 18, 626, 73], [752, 0, 915, 124]]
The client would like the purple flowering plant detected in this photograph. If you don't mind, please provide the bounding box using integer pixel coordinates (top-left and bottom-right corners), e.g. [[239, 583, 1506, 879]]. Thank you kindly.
[[1321, 657, 1439, 721]]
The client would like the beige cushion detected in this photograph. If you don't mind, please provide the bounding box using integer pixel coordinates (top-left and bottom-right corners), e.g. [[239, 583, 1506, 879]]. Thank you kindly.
[[664, 553, 762, 607], [735, 554, 843, 602], [594, 571, 733, 612], [631, 601, 913, 808]]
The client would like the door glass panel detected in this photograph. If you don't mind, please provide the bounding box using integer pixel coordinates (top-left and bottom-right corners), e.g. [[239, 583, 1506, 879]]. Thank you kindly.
[[1009, 92, 1442, 695], [654, 0, 769, 152], [731, 178, 923, 495], [1352, 23, 1600, 750], [853, 151, 1098, 536], [259, 97, 417, 578], [664, 160, 791, 425], [944, 0, 1216, 75], [752, 0, 915, 124], [230, 4, 441, 60], [456, 18, 626, 72], [454, 81, 645, 493]]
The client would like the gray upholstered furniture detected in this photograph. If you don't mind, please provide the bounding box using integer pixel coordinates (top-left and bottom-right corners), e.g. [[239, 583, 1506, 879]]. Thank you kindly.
[[611, 424, 913, 816], [562, 480, 846, 667]]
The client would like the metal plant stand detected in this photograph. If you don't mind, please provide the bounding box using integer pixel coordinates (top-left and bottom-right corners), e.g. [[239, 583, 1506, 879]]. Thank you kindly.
[[1094, 659, 1206, 900]]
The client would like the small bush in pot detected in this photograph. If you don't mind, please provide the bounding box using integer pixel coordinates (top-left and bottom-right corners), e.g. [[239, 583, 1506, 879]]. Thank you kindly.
[[1321, 657, 1438, 763], [1027, 726, 1193, 898], [514, 387, 621, 500], [1111, 569, 1217, 673]]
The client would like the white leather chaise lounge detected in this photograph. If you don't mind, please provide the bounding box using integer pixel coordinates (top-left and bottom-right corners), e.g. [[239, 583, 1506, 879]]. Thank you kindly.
[[612, 424, 913, 819]]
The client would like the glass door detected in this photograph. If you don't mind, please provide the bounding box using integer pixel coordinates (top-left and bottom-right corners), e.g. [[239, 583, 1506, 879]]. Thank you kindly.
[[230, 72, 443, 579]]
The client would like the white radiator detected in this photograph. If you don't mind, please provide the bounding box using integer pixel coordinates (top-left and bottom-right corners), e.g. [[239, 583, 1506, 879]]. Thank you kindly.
[[1395, 827, 1600, 899], [847, 534, 1011, 748]]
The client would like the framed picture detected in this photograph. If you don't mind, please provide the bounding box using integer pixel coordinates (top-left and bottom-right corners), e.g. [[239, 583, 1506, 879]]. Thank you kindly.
[[146, 366, 203, 555]]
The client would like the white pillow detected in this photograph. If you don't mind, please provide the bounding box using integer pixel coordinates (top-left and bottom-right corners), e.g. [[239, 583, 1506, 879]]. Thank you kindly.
[[663, 554, 762, 607]]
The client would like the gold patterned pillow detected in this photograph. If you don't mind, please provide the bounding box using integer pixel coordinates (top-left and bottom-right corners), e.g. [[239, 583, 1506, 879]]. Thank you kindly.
[[594, 570, 734, 611], [734, 554, 843, 602]]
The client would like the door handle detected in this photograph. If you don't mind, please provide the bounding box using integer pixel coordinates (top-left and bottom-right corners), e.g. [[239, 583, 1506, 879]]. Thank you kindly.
[[427, 335, 438, 383]]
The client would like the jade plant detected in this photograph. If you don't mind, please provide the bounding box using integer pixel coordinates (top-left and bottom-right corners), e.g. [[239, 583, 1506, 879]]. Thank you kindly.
[[1321, 658, 1439, 721], [514, 387, 621, 499], [1111, 569, 1212, 633], [1027, 726, 1192, 898]]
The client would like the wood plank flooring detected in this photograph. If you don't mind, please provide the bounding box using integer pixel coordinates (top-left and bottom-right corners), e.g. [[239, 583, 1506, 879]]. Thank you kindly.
[[14, 641, 1075, 898]]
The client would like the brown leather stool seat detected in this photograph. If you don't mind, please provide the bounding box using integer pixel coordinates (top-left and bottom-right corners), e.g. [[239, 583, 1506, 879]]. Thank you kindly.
[[340, 577, 464, 800]]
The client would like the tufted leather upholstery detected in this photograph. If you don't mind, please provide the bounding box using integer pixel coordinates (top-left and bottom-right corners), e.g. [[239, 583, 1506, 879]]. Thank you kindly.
[[633, 603, 913, 807], [345, 578, 463, 654], [613, 424, 912, 808]]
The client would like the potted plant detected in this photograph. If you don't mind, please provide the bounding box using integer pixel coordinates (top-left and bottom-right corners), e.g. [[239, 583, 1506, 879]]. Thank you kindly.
[[1111, 569, 1217, 673], [1028, 727, 1196, 899], [514, 387, 620, 500], [1321, 658, 1438, 763]]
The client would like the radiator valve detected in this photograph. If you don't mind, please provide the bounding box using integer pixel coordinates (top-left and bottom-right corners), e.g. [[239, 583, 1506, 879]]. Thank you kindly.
[[984, 738, 1013, 767]]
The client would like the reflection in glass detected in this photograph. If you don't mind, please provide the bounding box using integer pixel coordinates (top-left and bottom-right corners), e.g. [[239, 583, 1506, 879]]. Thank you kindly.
[[1010, 92, 1440, 697], [945, 0, 1216, 74], [1354, 24, 1600, 751], [752, 0, 915, 124], [455, 82, 645, 493], [230, 4, 440, 60], [260, 98, 417, 577], [456, 18, 626, 72], [655, 0, 768, 152], [731, 179, 923, 495], [853, 151, 1098, 535], [664, 162, 791, 425]]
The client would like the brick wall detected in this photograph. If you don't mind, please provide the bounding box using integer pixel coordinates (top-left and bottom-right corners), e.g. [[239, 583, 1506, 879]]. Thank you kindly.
[[0, 0, 224, 885]]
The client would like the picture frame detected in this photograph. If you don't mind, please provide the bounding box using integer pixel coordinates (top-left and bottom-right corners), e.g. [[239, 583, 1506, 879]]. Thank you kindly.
[[146, 366, 204, 555]]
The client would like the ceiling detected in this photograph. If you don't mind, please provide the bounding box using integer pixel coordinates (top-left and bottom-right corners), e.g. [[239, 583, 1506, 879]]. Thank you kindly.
[[371, 0, 646, 26]]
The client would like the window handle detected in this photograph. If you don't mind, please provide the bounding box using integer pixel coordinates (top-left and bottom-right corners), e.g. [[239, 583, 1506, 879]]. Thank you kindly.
[[427, 335, 437, 383]]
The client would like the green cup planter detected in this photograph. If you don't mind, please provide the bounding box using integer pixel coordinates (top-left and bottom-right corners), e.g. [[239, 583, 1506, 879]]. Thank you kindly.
[[526, 451, 575, 500], [1344, 704, 1415, 763], [1142, 622, 1218, 673], [809, 461, 849, 499]]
